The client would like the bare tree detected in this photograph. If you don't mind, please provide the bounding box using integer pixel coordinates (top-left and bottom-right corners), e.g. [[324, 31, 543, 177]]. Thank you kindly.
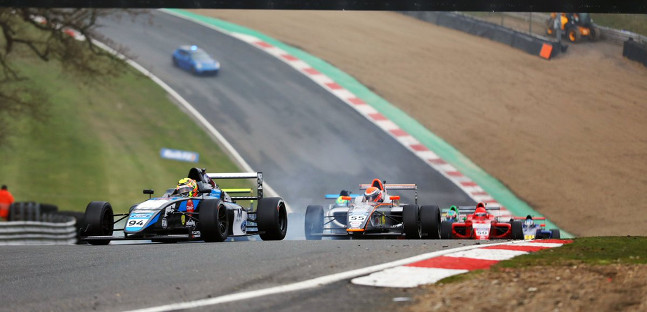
[[0, 8, 146, 146]]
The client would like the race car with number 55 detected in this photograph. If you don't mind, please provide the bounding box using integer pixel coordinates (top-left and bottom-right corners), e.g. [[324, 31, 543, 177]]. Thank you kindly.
[[304, 179, 441, 239], [80, 168, 287, 244]]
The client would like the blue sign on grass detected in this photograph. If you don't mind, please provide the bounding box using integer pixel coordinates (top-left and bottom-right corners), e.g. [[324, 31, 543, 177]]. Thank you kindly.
[[160, 148, 199, 163]]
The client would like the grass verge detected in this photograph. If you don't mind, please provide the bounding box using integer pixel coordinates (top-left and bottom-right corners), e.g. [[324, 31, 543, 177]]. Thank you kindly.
[[0, 52, 244, 213], [438, 237, 647, 284]]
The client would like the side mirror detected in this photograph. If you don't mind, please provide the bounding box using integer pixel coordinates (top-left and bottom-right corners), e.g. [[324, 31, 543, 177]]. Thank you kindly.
[[143, 189, 154, 199]]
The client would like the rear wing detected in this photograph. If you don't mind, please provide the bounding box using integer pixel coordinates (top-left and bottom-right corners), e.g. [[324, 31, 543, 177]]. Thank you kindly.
[[325, 194, 361, 199], [359, 183, 417, 191], [222, 188, 253, 194], [513, 216, 546, 220], [359, 183, 418, 204], [443, 206, 501, 213], [207, 172, 263, 200], [513, 216, 547, 227]]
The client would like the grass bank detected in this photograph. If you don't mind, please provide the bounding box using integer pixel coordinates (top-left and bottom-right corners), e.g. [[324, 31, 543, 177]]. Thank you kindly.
[[0, 53, 243, 213]]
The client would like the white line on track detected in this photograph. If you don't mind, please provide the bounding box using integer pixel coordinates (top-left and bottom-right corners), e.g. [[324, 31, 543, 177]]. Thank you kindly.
[[122, 242, 511, 312], [91, 41, 291, 213]]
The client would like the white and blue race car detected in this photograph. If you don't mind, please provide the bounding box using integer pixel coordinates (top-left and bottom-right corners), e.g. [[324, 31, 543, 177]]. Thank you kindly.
[[80, 168, 287, 244], [304, 179, 441, 240]]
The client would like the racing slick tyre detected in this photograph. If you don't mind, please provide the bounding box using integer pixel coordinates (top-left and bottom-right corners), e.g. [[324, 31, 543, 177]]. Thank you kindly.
[[83, 201, 114, 245], [304, 205, 324, 240], [420, 205, 441, 239], [551, 229, 561, 239], [257, 197, 288, 241], [440, 220, 453, 239], [511, 220, 524, 239], [402, 205, 421, 239], [199, 199, 229, 242]]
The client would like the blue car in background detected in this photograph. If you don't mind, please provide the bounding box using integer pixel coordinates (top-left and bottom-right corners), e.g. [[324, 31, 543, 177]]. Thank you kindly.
[[172, 45, 220, 75]]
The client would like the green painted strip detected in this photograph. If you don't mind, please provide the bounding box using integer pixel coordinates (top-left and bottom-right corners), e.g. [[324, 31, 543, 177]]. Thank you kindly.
[[163, 9, 572, 238]]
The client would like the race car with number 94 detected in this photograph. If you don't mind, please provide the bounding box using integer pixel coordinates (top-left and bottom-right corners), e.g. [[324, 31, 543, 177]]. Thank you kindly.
[[80, 168, 287, 244]]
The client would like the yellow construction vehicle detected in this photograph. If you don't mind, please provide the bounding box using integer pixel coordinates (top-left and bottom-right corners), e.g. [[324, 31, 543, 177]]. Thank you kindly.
[[546, 13, 601, 43]]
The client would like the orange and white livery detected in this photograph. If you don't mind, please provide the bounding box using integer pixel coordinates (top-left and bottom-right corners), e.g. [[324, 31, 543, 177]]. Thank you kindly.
[[304, 179, 441, 240]]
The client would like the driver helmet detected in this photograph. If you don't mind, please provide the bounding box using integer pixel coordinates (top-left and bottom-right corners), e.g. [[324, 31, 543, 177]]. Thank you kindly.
[[524, 215, 535, 228], [364, 186, 382, 202], [446, 205, 459, 220], [474, 207, 487, 217], [336, 190, 350, 206], [176, 178, 198, 197]]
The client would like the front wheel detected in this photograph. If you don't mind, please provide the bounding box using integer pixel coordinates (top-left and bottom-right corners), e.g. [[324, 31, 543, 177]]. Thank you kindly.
[[567, 27, 581, 42], [402, 205, 421, 239], [83, 201, 114, 245], [511, 220, 523, 239], [420, 205, 441, 239], [304, 205, 323, 240], [199, 199, 229, 242], [551, 229, 561, 239], [441, 220, 453, 239], [257, 197, 288, 240]]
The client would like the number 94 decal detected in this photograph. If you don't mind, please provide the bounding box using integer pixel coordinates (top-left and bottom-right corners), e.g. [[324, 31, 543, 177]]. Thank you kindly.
[[128, 219, 146, 227]]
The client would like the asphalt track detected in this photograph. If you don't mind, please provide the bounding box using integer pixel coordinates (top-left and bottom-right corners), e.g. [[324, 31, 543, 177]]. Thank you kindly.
[[1, 240, 487, 311], [0, 11, 488, 312], [94, 11, 475, 239]]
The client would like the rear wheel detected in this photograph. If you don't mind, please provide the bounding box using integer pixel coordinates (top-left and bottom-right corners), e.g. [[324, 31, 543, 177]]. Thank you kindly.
[[441, 220, 453, 239], [551, 229, 561, 239], [257, 197, 288, 240], [304, 205, 324, 240], [402, 205, 421, 239], [420, 205, 441, 239], [589, 27, 601, 41], [83, 201, 114, 245], [511, 220, 523, 239], [199, 199, 228, 242]]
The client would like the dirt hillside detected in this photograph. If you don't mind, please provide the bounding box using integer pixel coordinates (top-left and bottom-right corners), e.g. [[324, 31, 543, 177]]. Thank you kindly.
[[409, 264, 647, 312], [190, 10, 647, 237]]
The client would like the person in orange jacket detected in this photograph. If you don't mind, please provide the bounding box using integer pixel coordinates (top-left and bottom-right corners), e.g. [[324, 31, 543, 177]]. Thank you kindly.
[[0, 185, 15, 221]]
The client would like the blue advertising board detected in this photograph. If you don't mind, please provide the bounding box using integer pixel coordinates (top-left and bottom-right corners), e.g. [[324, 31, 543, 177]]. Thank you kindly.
[[160, 148, 199, 163]]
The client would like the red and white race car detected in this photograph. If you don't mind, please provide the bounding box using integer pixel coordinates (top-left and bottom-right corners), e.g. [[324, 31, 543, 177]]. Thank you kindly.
[[440, 203, 523, 240]]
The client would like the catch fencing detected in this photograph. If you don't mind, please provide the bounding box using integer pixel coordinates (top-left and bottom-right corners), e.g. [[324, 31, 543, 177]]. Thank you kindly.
[[402, 11, 563, 59]]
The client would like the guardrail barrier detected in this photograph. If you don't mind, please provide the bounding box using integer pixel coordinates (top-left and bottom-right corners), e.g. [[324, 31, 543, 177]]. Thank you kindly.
[[402, 11, 563, 60], [623, 38, 647, 67], [0, 202, 83, 245]]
